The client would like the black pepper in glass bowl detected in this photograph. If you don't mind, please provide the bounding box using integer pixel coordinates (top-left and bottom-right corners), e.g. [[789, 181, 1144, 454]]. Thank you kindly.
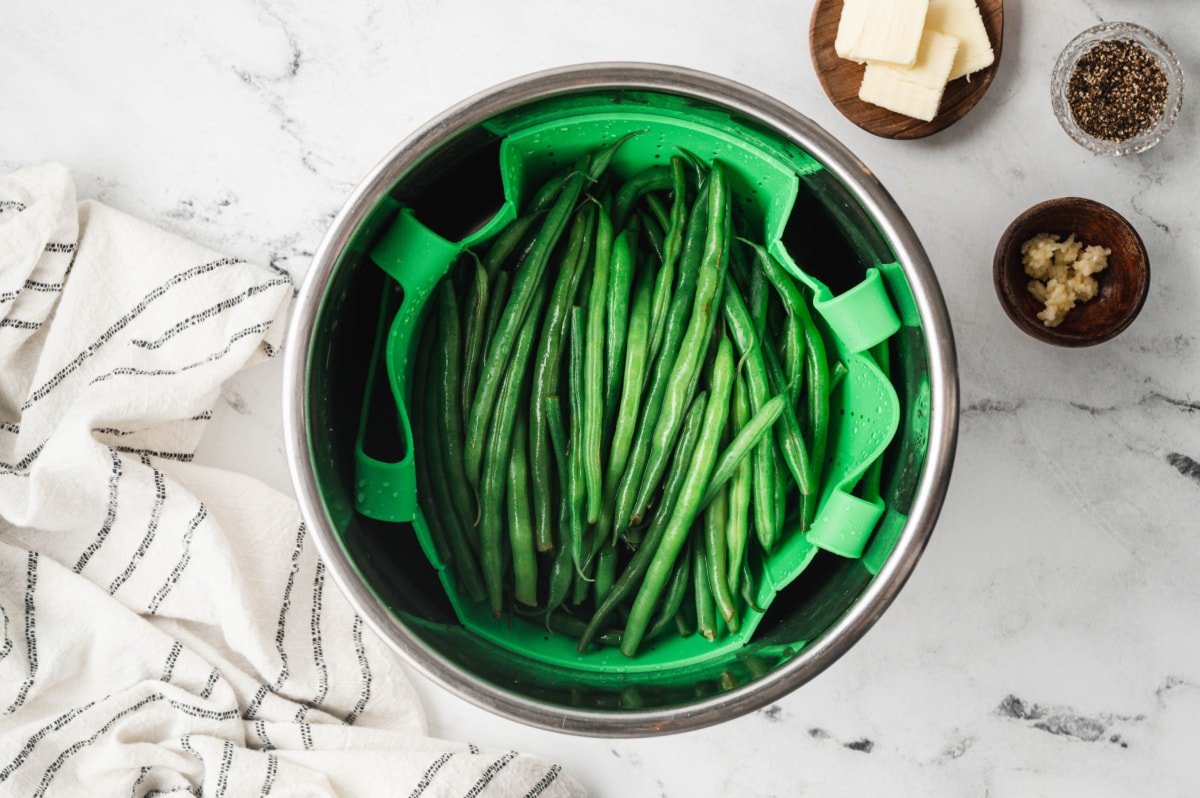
[[1051, 22, 1184, 156]]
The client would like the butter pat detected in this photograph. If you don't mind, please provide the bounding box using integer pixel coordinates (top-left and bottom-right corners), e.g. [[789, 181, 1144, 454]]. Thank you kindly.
[[925, 0, 994, 80], [835, 0, 931, 66], [858, 29, 960, 121]]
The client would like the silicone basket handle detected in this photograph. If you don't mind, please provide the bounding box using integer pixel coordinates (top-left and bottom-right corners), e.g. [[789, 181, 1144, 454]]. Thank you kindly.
[[354, 209, 462, 523]]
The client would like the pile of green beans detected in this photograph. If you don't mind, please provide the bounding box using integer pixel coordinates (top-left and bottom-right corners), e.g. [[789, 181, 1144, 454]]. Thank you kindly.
[[408, 137, 834, 657]]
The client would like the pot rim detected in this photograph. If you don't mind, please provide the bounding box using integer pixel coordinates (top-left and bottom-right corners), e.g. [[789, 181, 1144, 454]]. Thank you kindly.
[[282, 61, 959, 737]]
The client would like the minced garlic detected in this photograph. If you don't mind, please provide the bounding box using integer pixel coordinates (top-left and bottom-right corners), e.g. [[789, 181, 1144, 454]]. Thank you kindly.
[[1021, 232, 1110, 327]]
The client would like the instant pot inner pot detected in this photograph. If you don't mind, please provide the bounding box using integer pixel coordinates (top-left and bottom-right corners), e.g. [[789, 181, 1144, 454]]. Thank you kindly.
[[305, 88, 933, 712]]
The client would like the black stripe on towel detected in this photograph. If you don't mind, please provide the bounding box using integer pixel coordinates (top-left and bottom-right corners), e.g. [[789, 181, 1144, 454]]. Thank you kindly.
[[147, 504, 208, 615], [294, 560, 328, 723], [0, 596, 11, 661], [0, 439, 46, 477], [215, 740, 234, 798], [0, 702, 97, 783], [161, 641, 183, 683], [243, 523, 305, 721], [260, 753, 278, 797], [406, 752, 454, 798], [0, 319, 41, 331], [200, 668, 221, 700], [88, 320, 274, 388], [34, 693, 165, 798], [20, 256, 246, 411], [462, 752, 518, 798], [523, 764, 563, 798], [107, 460, 167, 596], [132, 277, 291, 350], [343, 614, 372, 726], [5, 551, 39, 714], [73, 448, 123, 574]]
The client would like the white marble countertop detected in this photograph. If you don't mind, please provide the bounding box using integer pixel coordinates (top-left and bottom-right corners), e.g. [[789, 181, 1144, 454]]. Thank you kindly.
[[7, 1, 1199, 794]]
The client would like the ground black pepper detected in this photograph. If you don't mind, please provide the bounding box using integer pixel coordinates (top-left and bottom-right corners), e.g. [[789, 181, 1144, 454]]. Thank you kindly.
[[1067, 39, 1168, 142]]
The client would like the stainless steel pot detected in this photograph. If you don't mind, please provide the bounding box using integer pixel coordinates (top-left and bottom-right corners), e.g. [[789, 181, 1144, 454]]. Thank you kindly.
[[282, 62, 958, 737]]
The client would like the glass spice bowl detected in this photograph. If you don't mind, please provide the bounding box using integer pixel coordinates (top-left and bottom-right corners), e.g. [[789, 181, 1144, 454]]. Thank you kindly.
[[1051, 21, 1184, 156]]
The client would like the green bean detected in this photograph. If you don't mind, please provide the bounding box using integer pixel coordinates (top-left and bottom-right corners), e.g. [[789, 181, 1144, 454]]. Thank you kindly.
[[576, 390, 709, 651], [692, 542, 718, 641], [703, 475, 737, 627], [545, 609, 622, 649], [698, 390, 787, 511], [638, 209, 666, 266], [507, 413, 538, 606], [603, 221, 637, 431], [567, 305, 588, 575], [481, 213, 541, 279], [646, 158, 688, 364], [524, 167, 570, 216], [646, 540, 693, 642], [478, 278, 547, 617], [721, 280, 812, 497], [603, 271, 653, 510], [594, 543, 617, 606], [748, 242, 830, 526], [752, 438, 779, 553], [726, 371, 753, 594], [464, 155, 590, 489], [629, 162, 728, 527], [782, 314, 804, 401], [543, 395, 574, 621], [410, 317, 452, 567], [434, 280, 478, 528], [622, 334, 735, 657], [529, 206, 593, 551], [609, 179, 711, 540], [582, 204, 612, 525], [481, 270, 510, 363], [612, 165, 671, 229], [643, 192, 671, 234], [460, 260, 490, 432], [421, 306, 486, 602]]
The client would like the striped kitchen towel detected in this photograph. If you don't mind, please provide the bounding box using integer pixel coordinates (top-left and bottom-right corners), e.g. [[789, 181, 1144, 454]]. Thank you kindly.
[[0, 164, 584, 797]]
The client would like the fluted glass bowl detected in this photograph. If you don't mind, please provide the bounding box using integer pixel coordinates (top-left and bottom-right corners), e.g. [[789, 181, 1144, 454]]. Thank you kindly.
[[1051, 22, 1184, 156]]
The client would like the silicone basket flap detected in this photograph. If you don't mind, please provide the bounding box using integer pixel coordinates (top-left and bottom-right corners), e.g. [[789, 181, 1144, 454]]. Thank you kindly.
[[353, 201, 517, 522], [810, 268, 901, 354], [352, 286, 413, 523], [803, 349, 899, 558]]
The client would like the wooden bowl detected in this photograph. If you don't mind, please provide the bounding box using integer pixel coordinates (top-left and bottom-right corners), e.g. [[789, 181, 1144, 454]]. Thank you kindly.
[[810, 0, 1004, 139], [993, 198, 1149, 347]]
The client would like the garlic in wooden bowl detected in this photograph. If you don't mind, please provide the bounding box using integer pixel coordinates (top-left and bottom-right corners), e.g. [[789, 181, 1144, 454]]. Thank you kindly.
[[993, 198, 1149, 347]]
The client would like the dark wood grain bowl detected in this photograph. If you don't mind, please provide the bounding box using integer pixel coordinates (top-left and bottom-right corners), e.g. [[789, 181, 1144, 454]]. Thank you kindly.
[[993, 197, 1149, 347]]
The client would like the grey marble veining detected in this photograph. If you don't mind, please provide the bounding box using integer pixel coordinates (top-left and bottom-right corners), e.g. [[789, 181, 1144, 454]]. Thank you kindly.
[[5, 0, 1198, 794]]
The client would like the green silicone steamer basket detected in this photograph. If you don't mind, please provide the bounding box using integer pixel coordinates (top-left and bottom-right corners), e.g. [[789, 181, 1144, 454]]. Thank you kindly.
[[284, 63, 959, 736]]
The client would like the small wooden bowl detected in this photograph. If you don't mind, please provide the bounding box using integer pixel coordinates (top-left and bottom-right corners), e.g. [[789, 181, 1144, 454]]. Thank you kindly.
[[993, 198, 1149, 347], [810, 0, 1005, 139]]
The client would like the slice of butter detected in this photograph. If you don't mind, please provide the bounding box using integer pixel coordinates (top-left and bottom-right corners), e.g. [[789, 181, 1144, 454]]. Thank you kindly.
[[858, 29, 960, 122], [925, 0, 995, 80], [835, 0, 931, 66]]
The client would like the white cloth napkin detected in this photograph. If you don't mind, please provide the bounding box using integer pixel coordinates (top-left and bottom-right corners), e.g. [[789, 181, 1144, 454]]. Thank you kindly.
[[0, 164, 584, 797]]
